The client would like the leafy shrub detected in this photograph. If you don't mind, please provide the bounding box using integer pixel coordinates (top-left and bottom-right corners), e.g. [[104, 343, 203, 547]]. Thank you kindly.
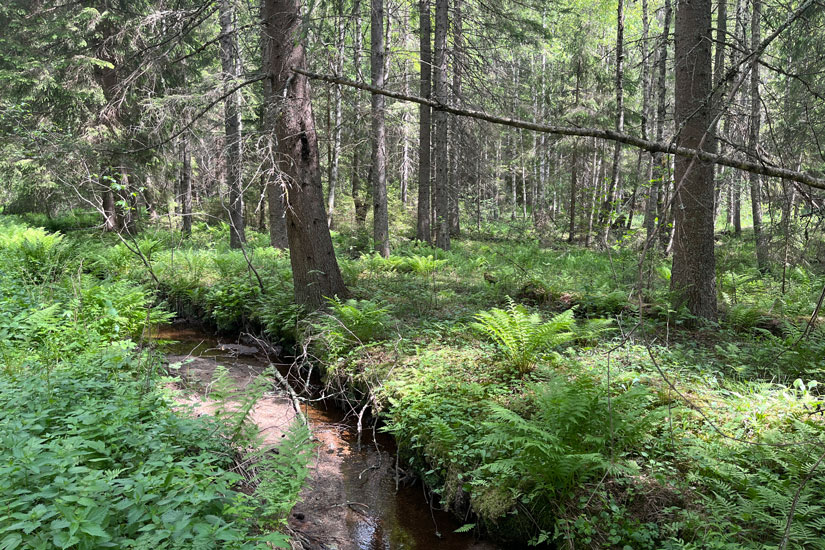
[[0, 369, 277, 550], [723, 303, 766, 331], [398, 254, 447, 276], [472, 375, 654, 499], [248, 421, 314, 530], [314, 297, 392, 354], [70, 277, 173, 340], [0, 221, 67, 283], [471, 298, 576, 374]]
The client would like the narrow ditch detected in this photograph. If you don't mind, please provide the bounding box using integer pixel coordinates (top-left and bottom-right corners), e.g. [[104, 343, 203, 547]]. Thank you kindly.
[[155, 324, 501, 550]]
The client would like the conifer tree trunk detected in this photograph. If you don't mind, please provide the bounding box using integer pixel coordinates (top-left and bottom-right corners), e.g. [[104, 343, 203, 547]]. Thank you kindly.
[[327, 0, 346, 229], [448, 0, 462, 236], [416, 0, 432, 242], [712, 0, 728, 223], [670, 0, 718, 321], [569, 144, 578, 243], [181, 136, 193, 237], [260, 3, 288, 248], [433, 0, 450, 250], [371, 0, 389, 257], [351, 0, 369, 228], [645, 0, 671, 244], [264, 0, 348, 308], [749, 0, 768, 272], [602, 0, 625, 243], [220, 0, 246, 249]]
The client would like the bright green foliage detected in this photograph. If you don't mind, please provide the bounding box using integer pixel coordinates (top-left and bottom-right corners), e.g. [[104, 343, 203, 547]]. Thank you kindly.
[[248, 421, 314, 530], [471, 298, 576, 374], [0, 220, 303, 549], [0, 370, 260, 550], [322, 297, 392, 346], [474, 375, 653, 499], [0, 221, 67, 283]]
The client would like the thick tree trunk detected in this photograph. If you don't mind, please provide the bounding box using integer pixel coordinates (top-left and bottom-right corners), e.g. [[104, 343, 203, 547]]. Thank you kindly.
[[749, 0, 768, 272], [433, 0, 450, 250], [260, 7, 288, 249], [670, 0, 718, 321], [220, 0, 246, 249], [371, 0, 389, 257], [416, 0, 432, 242], [260, 11, 287, 248], [264, 0, 348, 308]]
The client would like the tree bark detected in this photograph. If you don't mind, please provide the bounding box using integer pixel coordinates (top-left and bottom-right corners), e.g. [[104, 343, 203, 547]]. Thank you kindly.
[[260, 3, 288, 248], [433, 0, 450, 250], [602, 0, 626, 243], [569, 144, 578, 243], [351, 0, 369, 228], [327, 0, 346, 230], [371, 0, 389, 257], [264, 0, 348, 308], [416, 0, 432, 242], [448, 0, 462, 236], [181, 135, 193, 237], [749, 0, 768, 272], [645, 0, 671, 244], [219, 0, 246, 249], [294, 68, 825, 190], [670, 0, 718, 321]]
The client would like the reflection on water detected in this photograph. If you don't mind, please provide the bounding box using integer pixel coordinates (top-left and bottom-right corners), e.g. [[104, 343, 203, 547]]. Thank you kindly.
[[153, 325, 502, 550]]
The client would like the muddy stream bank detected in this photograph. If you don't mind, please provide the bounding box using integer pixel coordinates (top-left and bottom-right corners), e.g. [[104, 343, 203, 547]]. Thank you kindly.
[[155, 325, 501, 550]]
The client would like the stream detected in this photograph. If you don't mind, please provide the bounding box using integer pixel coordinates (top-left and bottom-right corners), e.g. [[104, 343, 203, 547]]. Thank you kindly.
[[154, 325, 501, 550]]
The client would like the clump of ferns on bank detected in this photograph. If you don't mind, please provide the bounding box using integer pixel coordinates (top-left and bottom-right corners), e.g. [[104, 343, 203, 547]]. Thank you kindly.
[[471, 297, 578, 375]]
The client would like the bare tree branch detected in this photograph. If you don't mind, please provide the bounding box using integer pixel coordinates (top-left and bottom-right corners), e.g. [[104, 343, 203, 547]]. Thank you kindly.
[[293, 68, 825, 190]]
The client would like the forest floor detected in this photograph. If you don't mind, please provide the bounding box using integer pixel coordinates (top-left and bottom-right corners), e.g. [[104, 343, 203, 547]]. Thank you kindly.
[[5, 212, 825, 549]]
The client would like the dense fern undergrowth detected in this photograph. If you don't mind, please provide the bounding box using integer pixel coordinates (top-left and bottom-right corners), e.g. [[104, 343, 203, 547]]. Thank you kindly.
[[0, 219, 310, 550], [8, 210, 825, 549]]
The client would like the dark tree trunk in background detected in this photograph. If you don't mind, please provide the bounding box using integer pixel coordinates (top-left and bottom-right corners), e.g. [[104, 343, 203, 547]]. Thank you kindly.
[[448, 0, 463, 236], [645, 0, 671, 245], [670, 0, 718, 321], [351, 0, 369, 228], [103, 186, 117, 231], [416, 0, 432, 242], [433, 0, 450, 250], [327, 0, 346, 230], [220, 0, 246, 249], [180, 136, 192, 237], [371, 0, 389, 257], [264, 0, 348, 308], [602, 0, 625, 243], [749, 0, 768, 272], [711, 0, 727, 224], [569, 144, 578, 243]]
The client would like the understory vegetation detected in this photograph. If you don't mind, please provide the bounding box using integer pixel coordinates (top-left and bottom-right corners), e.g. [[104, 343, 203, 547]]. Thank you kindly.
[[6, 211, 825, 549], [0, 220, 311, 550]]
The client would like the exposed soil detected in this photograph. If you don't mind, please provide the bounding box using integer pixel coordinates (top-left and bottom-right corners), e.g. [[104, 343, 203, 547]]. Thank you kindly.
[[158, 327, 500, 550]]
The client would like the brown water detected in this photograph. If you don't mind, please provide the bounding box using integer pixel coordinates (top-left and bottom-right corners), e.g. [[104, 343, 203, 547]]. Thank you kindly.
[[154, 325, 501, 550]]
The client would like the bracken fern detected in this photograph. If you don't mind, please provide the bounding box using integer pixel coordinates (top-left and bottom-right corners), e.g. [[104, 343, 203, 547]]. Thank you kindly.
[[470, 297, 575, 374]]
